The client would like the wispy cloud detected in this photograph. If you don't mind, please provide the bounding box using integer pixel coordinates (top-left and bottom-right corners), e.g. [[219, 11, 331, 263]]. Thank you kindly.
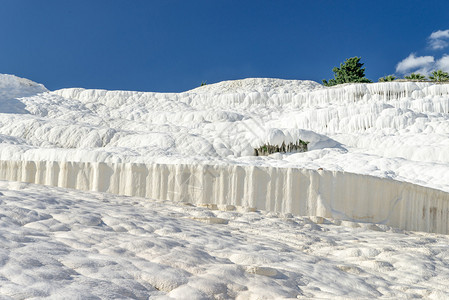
[[396, 53, 434, 74], [428, 29, 449, 50], [436, 54, 449, 71], [396, 54, 449, 75], [395, 30, 449, 75]]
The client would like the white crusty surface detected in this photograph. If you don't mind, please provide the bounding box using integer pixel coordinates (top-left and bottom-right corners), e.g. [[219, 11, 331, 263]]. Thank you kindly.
[[0, 75, 448, 192], [0, 74, 449, 298], [0, 180, 448, 299]]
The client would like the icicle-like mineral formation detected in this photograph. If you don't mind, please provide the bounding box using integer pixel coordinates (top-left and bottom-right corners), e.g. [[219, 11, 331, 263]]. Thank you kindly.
[[0, 160, 447, 234]]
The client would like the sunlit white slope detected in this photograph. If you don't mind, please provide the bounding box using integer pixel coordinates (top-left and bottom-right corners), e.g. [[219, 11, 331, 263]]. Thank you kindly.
[[0, 74, 47, 114], [0, 75, 448, 193], [0, 75, 448, 297]]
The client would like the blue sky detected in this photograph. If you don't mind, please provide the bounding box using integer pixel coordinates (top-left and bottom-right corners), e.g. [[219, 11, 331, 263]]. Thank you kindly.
[[1, 0, 448, 92]]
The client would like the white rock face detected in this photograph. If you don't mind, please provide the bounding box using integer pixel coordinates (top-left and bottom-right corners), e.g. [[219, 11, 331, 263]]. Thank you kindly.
[[0, 74, 449, 233], [0, 160, 447, 233], [0, 74, 47, 114], [1, 75, 449, 298]]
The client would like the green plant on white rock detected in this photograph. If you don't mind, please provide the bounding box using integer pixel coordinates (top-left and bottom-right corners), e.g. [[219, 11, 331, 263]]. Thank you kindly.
[[254, 139, 309, 156], [429, 70, 449, 82], [378, 75, 396, 82], [404, 73, 427, 81]]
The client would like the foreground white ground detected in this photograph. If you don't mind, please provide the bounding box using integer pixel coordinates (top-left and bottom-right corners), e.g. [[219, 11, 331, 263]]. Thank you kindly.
[[0, 180, 448, 299]]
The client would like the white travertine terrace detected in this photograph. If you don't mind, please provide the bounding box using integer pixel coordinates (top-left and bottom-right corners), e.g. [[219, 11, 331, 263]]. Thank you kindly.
[[0, 75, 449, 233], [0, 160, 447, 234]]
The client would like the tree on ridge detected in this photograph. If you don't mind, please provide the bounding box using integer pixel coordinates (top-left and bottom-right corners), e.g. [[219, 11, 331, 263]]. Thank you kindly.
[[322, 57, 372, 86]]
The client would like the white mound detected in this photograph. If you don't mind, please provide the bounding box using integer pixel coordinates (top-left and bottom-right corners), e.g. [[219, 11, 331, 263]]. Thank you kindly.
[[0, 74, 47, 114], [188, 77, 323, 94]]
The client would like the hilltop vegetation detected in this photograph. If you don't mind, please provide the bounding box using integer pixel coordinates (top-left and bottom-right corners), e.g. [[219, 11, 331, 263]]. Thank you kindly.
[[323, 57, 449, 86]]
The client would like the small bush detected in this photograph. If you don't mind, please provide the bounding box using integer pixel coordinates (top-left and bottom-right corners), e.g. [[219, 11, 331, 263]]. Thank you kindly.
[[429, 70, 449, 82], [378, 75, 396, 82], [404, 73, 426, 81], [254, 139, 309, 156]]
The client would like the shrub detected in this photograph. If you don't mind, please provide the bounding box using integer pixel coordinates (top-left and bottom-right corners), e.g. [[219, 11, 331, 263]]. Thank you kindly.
[[254, 139, 309, 156], [322, 57, 372, 86], [429, 70, 449, 82], [404, 73, 427, 80], [378, 75, 396, 82]]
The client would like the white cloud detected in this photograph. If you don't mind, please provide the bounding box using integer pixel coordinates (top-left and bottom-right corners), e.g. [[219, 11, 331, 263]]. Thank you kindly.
[[396, 53, 435, 74], [436, 55, 449, 72], [394, 30, 449, 75], [430, 40, 448, 50], [430, 30, 449, 40], [428, 29, 449, 50]]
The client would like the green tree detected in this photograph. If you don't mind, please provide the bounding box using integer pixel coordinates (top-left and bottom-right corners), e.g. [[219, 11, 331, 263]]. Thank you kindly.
[[378, 75, 396, 82], [429, 70, 449, 82], [322, 57, 372, 86], [404, 73, 426, 80]]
